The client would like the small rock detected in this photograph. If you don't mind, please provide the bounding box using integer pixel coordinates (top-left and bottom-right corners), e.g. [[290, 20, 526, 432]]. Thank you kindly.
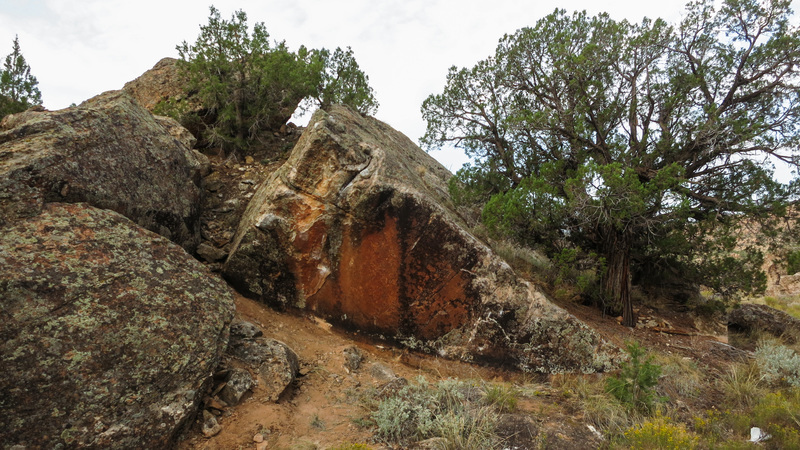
[[205, 180, 223, 192], [218, 368, 254, 406], [343, 345, 363, 372], [207, 398, 227, 411], [245, 156, 255, 164], [253, 433, 264, 443], [202, 410, 222, 437], [369, 362, 396, 382], [230, 320, 263, 340], [196, 242, 229, 262]]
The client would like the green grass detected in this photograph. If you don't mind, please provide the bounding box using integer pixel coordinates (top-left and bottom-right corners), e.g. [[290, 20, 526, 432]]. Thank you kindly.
[[483, 383, 519, 413]]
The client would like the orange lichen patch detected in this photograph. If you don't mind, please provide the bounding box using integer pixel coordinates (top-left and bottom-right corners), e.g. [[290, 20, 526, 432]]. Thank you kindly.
[[411, 270, 472, 340], [305, 214, 403, 333], [291, 207, 474, 340]]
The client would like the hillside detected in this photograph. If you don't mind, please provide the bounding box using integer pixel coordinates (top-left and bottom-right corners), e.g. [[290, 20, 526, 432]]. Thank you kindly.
[[1, 56, 799, 450]]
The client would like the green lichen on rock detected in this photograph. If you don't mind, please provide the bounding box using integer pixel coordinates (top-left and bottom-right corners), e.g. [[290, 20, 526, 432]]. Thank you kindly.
[[0, 90, 205, 251], [0, 203, 235, 449]]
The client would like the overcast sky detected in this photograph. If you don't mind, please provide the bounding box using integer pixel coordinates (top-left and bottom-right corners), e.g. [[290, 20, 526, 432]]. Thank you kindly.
[[0, 0, 796, 171]]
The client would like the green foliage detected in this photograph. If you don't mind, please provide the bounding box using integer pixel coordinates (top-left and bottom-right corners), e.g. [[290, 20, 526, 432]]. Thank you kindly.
[[718, 362, 765, 408], [310, 413, 325, 430], [655, 354, 703, 399], [176, 6, 377, 152], [482, 383, 519, 413], [176, 6, 314, 151], [606, 342, 663, 413], [422, 0, 800, 322], [703, 389, 800, 448], [745, 390, 800, 447], [788, 249, 800, 275], [307, 46, 378, 115], [328, 444, 372, 450], [0, 35, 41, 119]]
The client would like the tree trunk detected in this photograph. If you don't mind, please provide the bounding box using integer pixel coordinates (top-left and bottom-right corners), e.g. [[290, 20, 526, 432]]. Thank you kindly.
[[234, 88, 245, 146], [602, 228, 635, 327]]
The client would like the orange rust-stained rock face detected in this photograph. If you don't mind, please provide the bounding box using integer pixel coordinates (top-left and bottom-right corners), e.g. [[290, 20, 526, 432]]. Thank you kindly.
[[312, 214, 403, 332], [225, 105, 620, 373]]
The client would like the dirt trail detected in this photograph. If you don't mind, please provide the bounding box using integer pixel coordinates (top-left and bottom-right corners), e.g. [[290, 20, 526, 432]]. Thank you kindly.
[[180, 294, 524, 449]]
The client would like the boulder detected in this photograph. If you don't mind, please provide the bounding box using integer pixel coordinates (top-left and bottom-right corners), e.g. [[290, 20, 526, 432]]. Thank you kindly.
[[728, 303, 800, 345], [154, 114, 198, 150], [767, 272, 800, 297], [122, 57, 185, 111], [0, 90, 204, 251], [224, 105, 617, 373], [0, 202, 235, 449]]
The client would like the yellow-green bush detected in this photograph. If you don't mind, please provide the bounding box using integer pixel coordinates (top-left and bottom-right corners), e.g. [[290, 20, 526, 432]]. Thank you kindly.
[[622, 414, 699, 449]]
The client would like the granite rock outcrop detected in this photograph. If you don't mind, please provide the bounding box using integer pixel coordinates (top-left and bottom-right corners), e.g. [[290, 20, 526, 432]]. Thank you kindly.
[[0, 90, 205, 250], [224, 105, 618, 373], [0, 202, 235, 449]]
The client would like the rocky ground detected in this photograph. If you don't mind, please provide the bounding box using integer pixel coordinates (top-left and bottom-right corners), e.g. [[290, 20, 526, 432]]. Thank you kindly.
[[176, 290, 752, 449]]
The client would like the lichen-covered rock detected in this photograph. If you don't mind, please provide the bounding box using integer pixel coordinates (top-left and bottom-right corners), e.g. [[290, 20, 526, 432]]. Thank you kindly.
[[224, 105, 618, 373], [219, 368, 256, 406], [228, 336, 300, 402], [154, 114, 198, 151], [0, 90, 204, 250], [343, 345, 364, 372], [728, 303, 800, 345], [122, 57, 185, 111], [0, 202, 235, 449]]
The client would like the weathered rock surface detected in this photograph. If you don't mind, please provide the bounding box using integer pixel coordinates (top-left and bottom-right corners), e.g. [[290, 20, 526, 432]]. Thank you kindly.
[[219, 368, 256, 406], [767, 272, 800, 297], [154, 114, 199, 151], [224, 105, 617, 373], [226, 321, 300, 402], [122, 57, 185, 111], [0, 90, 205, 250], [0, 202, 235, 449], [201, 410, 222, 438], [728, 303, 800, 345]]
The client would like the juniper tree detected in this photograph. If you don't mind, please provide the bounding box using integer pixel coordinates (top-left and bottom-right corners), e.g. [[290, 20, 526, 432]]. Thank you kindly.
[[176, 6, 378, 152], [0, 35, 42, 118], [422, 0, 800, 326]]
